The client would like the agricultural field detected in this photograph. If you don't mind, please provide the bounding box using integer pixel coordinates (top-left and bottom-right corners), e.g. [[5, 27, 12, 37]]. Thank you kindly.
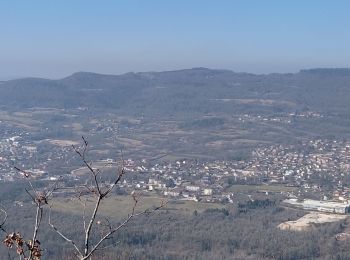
[[51, 193, 225, 220], [227, 184, 296, 193]]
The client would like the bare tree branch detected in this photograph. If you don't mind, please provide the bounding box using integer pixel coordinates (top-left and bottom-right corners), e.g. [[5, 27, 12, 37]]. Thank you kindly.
[[48, 207, 83, 258], [83, 196, 166, 260], [48, 137, 166, 260], [32, 206, 42, 248], [0, 207, 7, 233], [14, 167, 39, 197], [5, 166, 61, 259], [83, 195, 101, 256]]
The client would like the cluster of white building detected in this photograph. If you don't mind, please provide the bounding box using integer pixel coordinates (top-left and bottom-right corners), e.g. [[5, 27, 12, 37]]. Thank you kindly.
[[284, 198, 350, 214]]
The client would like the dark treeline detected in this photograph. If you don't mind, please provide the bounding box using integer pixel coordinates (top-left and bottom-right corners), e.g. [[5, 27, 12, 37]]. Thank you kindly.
[[1, 198, 350, 260]]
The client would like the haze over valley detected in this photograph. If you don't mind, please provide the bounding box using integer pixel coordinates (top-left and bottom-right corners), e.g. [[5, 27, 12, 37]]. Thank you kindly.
[[2, 67, 350, 162], [3, 1, 350, 259]]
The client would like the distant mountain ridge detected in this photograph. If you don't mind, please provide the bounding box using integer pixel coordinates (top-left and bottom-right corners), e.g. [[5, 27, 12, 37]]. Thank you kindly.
[[1, 68, 350, 116], [5, 67, 350, 82], [300, 68, 350, 76]]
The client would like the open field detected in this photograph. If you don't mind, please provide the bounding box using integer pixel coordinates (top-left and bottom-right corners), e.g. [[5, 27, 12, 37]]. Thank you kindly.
[[209, 98, 296, 107], [46, 139, 80, 147], [0, 111, 40, 130], [70, 161, 120, 176], [153, 153, 216, 162], [51, 193, 224, 220], [115, 137, 146, 148], [71, 122, 83, 131], [227, 184, 296, 193]]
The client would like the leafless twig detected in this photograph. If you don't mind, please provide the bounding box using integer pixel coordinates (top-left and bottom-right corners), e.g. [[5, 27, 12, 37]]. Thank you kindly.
[[48, 207, 83, 258], [2, 167, 61, 259], [0, 207, 7, 233], [49, 137, 166, 260]]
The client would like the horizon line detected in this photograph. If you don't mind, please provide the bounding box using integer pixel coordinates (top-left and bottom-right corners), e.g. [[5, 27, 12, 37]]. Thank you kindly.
[[3, 67, 350, 82]]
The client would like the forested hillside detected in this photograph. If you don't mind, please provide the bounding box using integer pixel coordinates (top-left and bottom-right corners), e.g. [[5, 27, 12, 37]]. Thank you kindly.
[[2, 68, 350, 116]]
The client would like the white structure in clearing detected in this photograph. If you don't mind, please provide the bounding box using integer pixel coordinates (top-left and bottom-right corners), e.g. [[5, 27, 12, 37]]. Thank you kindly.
[[284, 198, 350, 214]]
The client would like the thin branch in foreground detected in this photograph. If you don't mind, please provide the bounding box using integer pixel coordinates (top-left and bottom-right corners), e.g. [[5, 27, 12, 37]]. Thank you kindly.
[[49, 137, 167, 260], [82, 196, 166, 260], [48, 207, 83, 258], [0, 207, 7, 233], [3, 167, 61, 260]]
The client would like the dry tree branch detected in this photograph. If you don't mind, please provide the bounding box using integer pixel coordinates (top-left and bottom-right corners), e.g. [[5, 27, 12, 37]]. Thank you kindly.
[[93, 240, 121, 253], [83, 195, 166, 260], [48, 207, 83, 258], [72, 137, 102, 195], [14, 167, 61, 205], [81, 201, 88, 233], [49, 137, 167, 260], [14, 167, 39, 197], [44, 177, 63, 198], [83, 193, 102, 256], [3, 167, 62, 260], [0, 207, 7, 233], [31, 205, 43, 248]]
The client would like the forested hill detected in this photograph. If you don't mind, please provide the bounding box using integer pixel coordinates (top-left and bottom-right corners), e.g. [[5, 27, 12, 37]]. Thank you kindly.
[[1, 68, 350, 116]]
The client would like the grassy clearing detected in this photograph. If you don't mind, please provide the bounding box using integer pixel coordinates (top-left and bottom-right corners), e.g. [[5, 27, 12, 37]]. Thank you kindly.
[[71, 123, 83, 131], [115, 137, 146, 148], [51, 193, 224, 220], [227, 184, 296, 193], [47, 139, 80, 147], [0, 111, 40, 130]]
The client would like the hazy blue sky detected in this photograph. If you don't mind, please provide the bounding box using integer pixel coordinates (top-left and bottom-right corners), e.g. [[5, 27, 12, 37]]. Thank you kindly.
[[1, 0, 349, 79]]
